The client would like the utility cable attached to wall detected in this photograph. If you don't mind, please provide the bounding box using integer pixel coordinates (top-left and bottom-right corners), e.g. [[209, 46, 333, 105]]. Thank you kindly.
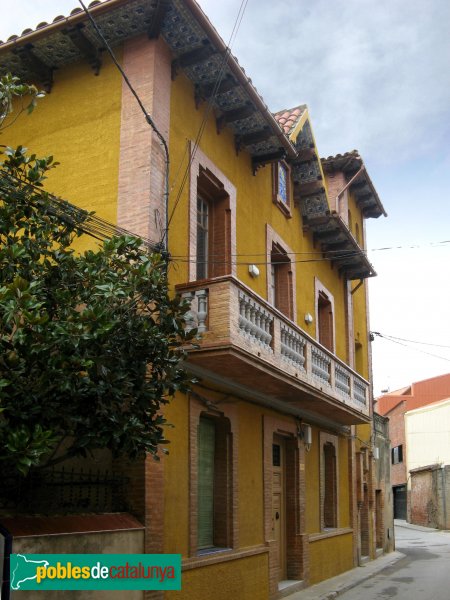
[[166, 0, 249, 232], [78, 0, 170, 252]]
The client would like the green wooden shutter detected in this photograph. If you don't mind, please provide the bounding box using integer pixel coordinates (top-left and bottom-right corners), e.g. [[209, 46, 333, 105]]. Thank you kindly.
[[198, 418, 215, 549]]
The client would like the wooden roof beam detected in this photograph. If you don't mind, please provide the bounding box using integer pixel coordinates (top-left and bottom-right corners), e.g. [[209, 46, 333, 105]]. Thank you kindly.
[[236, 127, 272, 151], [217, 103, 255, 132], [296, 148, 317, 161], [172, 42, 216, 79], [148, 0, 169, 39], [294, 180, 323, 198], [195, 75, 239, 105], [13, 44, 54, 92], [62, 24, 101, 75], [251, 149, 287, 174]]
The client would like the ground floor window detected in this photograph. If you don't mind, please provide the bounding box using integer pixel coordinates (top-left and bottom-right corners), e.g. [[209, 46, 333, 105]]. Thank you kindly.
[[320, 432, 339, 530], [197, 414, 232, 552]]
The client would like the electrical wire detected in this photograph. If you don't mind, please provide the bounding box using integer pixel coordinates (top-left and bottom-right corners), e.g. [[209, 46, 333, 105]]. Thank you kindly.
[[78, 0, 170, 250], [167, 239, 450, 260], [0, 171, 160, 250], [371, 332, 450, 363], [166, 0, 249, 231], [371, 332, 450, 349], [4, 168, 448, 270], [170, 254, 369, 266]]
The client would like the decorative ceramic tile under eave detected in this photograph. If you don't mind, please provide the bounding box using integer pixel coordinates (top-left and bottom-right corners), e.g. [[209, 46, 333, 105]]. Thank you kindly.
[[0, 0, 296, 161], [309, 213, 376, 280], [321, 151, 387, 218]]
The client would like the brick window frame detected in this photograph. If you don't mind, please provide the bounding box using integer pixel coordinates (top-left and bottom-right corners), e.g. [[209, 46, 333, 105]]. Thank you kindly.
[[189, 144, 237, 282], [315, 278, 335, 353], [188, 392, 239, 557], [320, 432, 339, 531], [266, 224, 297, 322], [272, 161, 292, 217]]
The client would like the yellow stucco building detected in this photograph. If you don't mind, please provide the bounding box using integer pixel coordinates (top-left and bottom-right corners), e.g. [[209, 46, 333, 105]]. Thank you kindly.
[[0, 1, 389, 598]]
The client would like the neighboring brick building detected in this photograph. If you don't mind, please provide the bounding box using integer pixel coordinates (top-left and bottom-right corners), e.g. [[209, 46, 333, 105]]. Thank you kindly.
[[0, 1, 390, 598], [372, 413, 394, 553], [405, 398, 450, 529], [376, 373, 450, 520]]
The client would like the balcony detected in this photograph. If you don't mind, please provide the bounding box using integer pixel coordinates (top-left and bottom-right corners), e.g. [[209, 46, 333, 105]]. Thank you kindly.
[[177, 276, 370, 425]]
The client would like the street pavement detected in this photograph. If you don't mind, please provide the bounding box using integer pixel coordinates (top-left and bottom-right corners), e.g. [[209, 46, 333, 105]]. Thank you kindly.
[[286, 521, 450, 600]]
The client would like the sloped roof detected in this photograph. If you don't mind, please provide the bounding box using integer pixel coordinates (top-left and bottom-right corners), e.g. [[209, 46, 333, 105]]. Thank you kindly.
[[321, 150, 387, 219], [0, 0, 297, 162], [274, 105, 307, 136], [376, 373, 450, 415], [406, 396, 450, 415]]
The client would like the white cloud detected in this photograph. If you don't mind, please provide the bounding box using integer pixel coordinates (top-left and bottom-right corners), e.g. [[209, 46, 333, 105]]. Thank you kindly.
[[199, 0, 450, 163]]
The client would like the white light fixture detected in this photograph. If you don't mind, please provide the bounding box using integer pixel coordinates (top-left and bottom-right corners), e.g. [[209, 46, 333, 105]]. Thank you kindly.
[[373, 447, 380, 460], [303, 424, 312, 446], [304, 313, 313, 324], [248, 264, 260, 278], [297, 421, 312, 451]]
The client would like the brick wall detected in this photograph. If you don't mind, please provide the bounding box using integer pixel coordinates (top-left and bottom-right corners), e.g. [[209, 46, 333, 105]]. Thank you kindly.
[[410, 465, 450, 529], [386, 402, 407, 487], [324, 171, 347, 217], [410, 469, 437, 527], [117, 35, 171, 244]]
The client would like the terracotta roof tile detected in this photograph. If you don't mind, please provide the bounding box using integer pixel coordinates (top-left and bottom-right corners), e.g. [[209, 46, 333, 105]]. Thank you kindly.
[[273, 105, 307, 135]]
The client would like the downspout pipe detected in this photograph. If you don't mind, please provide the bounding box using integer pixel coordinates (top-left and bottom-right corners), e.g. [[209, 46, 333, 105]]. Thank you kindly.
[[0, 522, 12, 600], [335, 165, 365, 214]]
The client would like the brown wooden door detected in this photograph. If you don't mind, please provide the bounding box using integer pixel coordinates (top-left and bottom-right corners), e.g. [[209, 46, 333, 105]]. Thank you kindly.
[[272, 436, 286, 580]]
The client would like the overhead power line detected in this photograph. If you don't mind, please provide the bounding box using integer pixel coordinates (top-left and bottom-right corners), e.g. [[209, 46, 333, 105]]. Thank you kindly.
[[166, 0, 249, 230], [371, 331, 450, 363], [0, 172, 160, 250], [372, 332, 450, 349]]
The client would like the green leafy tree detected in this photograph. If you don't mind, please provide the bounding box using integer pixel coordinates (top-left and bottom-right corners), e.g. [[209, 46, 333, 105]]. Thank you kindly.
[[0, 77, 195, 476], [0, 73, 44, 131]]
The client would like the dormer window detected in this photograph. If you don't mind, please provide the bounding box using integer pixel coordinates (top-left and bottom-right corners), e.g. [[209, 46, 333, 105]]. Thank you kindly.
[[273, 161, 292, 216], [278, 163, 288, 204]]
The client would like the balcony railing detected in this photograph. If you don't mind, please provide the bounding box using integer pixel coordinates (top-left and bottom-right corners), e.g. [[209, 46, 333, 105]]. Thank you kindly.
[[178, 276, 370, 423]]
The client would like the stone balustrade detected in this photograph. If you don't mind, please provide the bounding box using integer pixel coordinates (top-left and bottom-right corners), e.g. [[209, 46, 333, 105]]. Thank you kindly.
[[238, 290, 273, 349], [177, 276, 369, 420]]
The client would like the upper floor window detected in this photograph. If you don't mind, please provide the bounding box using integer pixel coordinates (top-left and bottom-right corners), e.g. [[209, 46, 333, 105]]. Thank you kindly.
[[196, 196, 209, 280], [317, 290, 334, 352], [266, 225, 296, 322], [189, 146, 237, 282], [273, 161, 291, 216], [269, 242, 293, 320], [195, 166, 232, 281], [392, 445, 403, 465], [347, 209, 353, 232]]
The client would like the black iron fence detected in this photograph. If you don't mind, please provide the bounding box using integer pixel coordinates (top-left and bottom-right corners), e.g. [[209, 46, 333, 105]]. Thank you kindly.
[[0, 467, 130, 514]]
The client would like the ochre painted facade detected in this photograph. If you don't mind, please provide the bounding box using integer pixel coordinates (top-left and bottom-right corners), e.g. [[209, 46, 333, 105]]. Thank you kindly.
[[0, 1, 389, 598], [7, 54, 123, 254]]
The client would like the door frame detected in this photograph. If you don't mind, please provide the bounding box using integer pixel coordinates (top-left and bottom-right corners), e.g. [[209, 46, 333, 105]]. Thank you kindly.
[[263, 416, 308, 595]]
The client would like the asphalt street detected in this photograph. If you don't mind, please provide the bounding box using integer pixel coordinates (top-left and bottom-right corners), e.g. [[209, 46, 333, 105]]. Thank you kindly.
[[338, 524, 450, 600]]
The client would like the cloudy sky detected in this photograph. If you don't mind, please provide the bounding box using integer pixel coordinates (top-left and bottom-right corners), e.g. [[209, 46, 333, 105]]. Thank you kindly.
[[1, 0, 450, 395]]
